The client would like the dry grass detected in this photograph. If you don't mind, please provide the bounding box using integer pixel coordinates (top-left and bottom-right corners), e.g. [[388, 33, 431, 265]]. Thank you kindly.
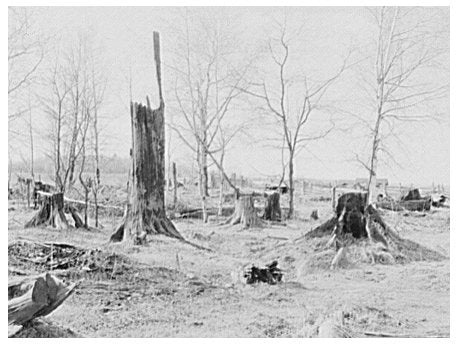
[[7, 183, 450, 338]]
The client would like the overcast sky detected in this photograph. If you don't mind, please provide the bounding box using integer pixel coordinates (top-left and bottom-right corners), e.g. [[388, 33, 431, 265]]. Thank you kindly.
[[8, 6, 450, 187]]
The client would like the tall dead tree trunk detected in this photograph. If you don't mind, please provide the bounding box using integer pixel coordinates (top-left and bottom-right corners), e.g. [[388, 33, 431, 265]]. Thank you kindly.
[[110, 32, 183, 244]]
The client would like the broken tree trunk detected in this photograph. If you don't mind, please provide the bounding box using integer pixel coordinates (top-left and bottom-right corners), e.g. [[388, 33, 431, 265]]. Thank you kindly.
[[110, 32, 183, 244], [8, 273, 79, 336], [25, 193, 69, 230], [227, 195, 263, 229], [263, 192, 281, 221]]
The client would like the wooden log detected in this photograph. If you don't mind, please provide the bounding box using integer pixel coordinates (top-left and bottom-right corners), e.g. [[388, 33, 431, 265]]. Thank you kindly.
[[376, 198, 431, 212], [36, 190, 123, 211], [8, 273, 79, 329]]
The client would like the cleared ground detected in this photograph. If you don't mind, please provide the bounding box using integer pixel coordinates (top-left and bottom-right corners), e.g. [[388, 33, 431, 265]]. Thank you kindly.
[[8, 185, 450, 337]]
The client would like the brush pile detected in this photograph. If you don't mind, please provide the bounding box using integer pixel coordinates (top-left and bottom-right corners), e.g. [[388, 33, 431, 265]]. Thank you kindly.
[[8, 240, 135, 280], [244, 260, 283, 285]]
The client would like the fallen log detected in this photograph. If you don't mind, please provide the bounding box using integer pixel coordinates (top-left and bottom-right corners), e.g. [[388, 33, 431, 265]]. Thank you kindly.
[[376, 198, 431, 212], [37, 190, 123, 211], [8, 273, 79, 334]]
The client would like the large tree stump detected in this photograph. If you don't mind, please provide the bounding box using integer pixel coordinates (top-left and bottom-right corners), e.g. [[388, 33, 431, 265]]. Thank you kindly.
[[263, 192, 282, 221], [227, 195, 262, 229], [304, 192, 444, 266], [110, 32, 183, 244], [25, 193, 69, 230]]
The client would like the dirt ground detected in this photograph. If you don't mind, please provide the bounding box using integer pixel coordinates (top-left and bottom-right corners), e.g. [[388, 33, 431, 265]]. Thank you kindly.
[[8, 187, 450, 338]]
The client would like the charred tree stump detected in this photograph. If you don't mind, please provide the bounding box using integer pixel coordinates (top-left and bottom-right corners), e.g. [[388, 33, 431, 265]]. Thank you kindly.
[[227, 195, 262, 229], [263, 192, 282, 221], [110, 32, 184, 245], [25, 193, 69, 230], [304, 192, 444, 267]]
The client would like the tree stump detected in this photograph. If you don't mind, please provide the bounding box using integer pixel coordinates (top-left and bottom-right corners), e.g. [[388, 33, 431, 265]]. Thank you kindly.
[[310, 210, 319, 220], [263, 192, 281, 221], [110, 32, 183, 244], [304, 192, 444, 267], [25, 193, 69, 230], [227, 195, 262, 229]]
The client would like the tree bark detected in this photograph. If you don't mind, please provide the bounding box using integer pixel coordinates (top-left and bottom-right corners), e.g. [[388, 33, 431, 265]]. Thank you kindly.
[[172, 162, 178, 208], [110, 32, 183, 244], [217, 152, 225, 216], [288, 154, 294, 219]]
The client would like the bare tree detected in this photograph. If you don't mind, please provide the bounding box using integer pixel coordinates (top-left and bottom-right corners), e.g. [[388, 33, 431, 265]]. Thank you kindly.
[[358, 7, 448, 204], [215, 122, 246, 216], [27, 87, 35, 180], [90, 65, 105, 228], [8, 8, 45, 121], [41, 60, 71, 191], [41, 35, 105, 199], [244, 21, 348, 219], [169, 11, 253, 222]]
